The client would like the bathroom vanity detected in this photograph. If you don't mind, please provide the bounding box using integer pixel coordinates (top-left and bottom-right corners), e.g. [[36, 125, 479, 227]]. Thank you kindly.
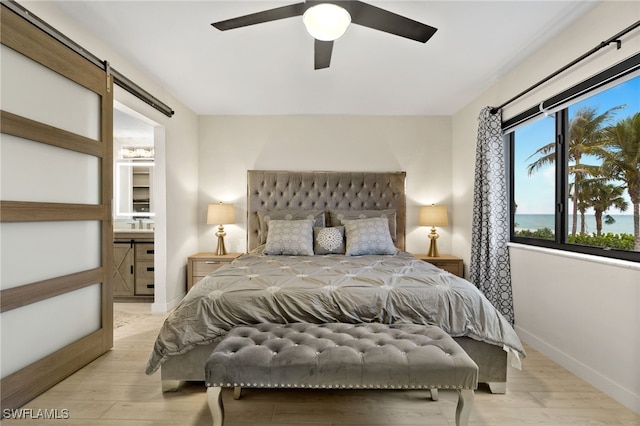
[[113, 230, 154, 302]]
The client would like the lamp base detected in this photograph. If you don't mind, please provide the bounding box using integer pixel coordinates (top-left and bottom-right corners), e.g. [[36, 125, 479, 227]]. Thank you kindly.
[[215, 225, 227, 256], [427, 227, 440, 257]]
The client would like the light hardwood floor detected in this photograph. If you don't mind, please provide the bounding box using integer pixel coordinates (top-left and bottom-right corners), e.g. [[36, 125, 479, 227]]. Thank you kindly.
[[3, 303, 638, 425]]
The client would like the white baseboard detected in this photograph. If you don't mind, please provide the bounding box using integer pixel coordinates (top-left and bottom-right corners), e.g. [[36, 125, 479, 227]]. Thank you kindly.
[[515, 325, 639, 414], [151, 294, 183, 313]]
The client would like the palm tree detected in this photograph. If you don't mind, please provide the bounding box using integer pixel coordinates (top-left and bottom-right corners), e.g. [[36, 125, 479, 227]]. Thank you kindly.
[[572, 181, 589, 234], [577, 179, 629, 235], [600, 112, 640, 251], [527, 105, 624, 235]]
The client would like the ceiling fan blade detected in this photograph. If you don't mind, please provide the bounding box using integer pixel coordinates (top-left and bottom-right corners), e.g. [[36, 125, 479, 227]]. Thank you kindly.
[[344, 1, 437, 43], [314, 39, 333, 70], [212, 2, 306, 31]]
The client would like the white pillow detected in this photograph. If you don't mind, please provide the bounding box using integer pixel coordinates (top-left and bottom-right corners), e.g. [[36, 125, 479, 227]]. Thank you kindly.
[[263, 219, 314, 256], [343, 217, 397, 256]]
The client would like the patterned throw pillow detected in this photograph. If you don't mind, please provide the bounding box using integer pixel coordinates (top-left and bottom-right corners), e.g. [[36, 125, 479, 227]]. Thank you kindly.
[[343, 217, 397, 256], [263, 219, 314, 256], [257, 210, 325, 244], [313, 226, 345, 255], [328, 209, 397, 243]]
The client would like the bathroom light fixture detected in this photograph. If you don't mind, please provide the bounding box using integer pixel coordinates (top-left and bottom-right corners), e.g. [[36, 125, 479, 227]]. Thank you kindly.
[[302, 3, 351, 41]]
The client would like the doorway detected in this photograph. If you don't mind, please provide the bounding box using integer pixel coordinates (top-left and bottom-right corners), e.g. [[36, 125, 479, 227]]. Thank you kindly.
[[113, 105, 158, 303]]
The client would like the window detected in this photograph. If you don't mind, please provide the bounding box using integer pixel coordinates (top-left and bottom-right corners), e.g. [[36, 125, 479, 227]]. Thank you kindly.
[[508, 67, 640, 262], [512, 116, 557, 241]]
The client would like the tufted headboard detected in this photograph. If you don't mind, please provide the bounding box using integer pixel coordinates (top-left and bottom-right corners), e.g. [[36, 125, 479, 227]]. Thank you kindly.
[[247, 170, 406, 252]]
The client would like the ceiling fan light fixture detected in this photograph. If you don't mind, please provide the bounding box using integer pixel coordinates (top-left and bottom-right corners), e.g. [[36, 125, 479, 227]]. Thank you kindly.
[[302, 3, 351, 41]]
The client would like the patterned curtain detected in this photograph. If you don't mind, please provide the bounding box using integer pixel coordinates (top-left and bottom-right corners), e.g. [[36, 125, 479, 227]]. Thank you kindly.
[[469, 107, 514, 324]]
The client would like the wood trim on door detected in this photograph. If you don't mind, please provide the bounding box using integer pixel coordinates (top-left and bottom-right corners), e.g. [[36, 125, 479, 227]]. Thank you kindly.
[[0, 5, 113, 410], [0, 110, 103, 157], [0, 268, 103, 313]]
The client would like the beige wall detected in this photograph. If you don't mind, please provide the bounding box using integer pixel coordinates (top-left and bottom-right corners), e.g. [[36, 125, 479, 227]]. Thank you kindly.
[[197, 115, 452, 255], [452, 1, 640, 413]]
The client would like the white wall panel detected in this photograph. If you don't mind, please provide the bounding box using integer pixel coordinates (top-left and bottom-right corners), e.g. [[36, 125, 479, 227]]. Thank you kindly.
[[0, 221, 101, 290], [510, 245, 640, 413], [0, 134, 100, 204], [0, 284, 101, 378], [0, 45, 100, 140]]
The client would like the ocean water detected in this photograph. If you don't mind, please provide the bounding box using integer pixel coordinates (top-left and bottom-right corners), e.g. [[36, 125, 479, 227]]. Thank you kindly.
[[515, 214, 635, 235]]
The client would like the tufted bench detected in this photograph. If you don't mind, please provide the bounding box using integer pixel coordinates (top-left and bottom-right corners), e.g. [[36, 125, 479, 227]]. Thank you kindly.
[[205, 323, 478, 426]]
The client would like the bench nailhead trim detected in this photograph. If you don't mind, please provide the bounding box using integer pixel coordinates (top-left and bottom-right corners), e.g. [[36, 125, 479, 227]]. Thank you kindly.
[[209, 383, 475, 390]]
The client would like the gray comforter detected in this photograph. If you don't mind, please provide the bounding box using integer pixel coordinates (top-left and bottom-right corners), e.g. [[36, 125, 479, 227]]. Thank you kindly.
[[146, 249, 524, 374]]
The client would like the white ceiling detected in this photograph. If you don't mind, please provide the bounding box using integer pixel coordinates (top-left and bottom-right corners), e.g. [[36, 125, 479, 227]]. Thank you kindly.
[[113, 108, 154, 142], [47, 1, 598, 116]]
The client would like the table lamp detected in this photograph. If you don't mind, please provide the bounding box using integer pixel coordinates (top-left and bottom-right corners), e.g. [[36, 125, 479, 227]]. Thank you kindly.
[[419, 205, 449, 257], [207, 202, 235, 255]]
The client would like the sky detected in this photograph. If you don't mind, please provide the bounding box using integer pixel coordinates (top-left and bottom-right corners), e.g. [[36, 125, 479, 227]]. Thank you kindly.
[[512, 74, 640, 216]]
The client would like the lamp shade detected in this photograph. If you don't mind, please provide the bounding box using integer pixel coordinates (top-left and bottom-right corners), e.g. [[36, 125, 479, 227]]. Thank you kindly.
[[419, 205, 448, 227], [207, 203, 235, 225], [303, 3, 351, 41]]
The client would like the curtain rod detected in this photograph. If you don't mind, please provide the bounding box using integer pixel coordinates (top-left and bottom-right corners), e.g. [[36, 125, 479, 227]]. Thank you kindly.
[[490, 19, 640, 115], [2, 0, 175, 118]]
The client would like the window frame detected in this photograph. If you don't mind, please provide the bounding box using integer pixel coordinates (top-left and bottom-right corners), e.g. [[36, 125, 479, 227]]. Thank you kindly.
[[507, 56, 640, 263]]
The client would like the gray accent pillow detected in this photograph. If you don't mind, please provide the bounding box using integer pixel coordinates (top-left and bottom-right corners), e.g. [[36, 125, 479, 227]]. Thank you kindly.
[[264, 219, 314, 256], [313, 226, 345, 255], [343, 217, 397, 256], [257, 210, 325, 244], [328, 209, 397, 243]]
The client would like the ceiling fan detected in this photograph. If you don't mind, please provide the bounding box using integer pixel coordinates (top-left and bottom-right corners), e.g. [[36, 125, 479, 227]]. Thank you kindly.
[[211, 1, 437, 70]]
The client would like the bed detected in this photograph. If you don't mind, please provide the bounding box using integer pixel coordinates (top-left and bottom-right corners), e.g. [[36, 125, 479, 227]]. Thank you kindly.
[[147, 170, 524, 394]]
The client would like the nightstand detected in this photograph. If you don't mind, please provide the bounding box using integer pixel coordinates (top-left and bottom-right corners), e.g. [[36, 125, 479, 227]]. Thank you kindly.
[[413, 254, 464, 278], [187, 252, 242, 291]]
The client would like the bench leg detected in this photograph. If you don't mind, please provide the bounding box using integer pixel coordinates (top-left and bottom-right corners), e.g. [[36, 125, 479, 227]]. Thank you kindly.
[[430, 388, 438, 401], [207, 386, 224, 426], [455, 389, 474, 426], [233, 387, 242, 400]]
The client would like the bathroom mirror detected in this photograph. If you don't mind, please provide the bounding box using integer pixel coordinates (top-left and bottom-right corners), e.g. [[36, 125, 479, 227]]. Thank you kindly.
[[115, 161, 154, 218]]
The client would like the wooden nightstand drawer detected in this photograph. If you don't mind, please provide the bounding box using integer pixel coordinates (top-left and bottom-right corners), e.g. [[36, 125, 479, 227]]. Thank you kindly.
[[429, 262, 460, 275], [187, 253, 242, 291], [193, 259, 227, 276], [413, 254, 464, 278]]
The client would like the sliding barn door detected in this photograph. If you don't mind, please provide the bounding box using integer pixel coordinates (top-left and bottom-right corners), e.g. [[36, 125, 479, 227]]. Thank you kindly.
[[0, 7, 113, 409]]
